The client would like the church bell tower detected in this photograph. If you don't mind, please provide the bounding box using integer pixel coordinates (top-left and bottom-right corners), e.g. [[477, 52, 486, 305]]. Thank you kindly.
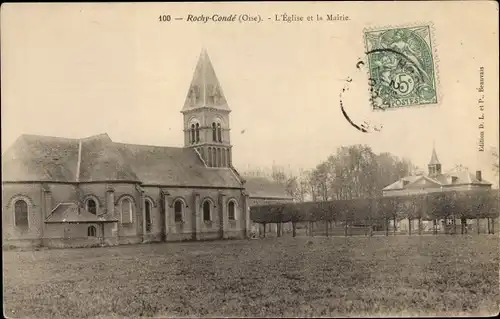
[[427, 144, 442, 177], [181, 49, 232, 168]]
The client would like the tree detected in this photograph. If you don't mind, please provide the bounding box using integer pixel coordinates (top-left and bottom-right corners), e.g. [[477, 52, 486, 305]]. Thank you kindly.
[[296, 169, 310, 202], [309, 145, 412, 202], [374, 153, 413, 196], [309, 162, 331, 201]]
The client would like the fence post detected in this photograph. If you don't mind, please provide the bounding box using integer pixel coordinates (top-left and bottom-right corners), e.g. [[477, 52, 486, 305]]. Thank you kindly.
[[477, 217, 480, 234], [385, 217, 389, 236], [101, 223, 105, 246], [393, 216, 396, 236], [418, 218, 422, 235], [455, 216, 458, 234], [408, 218, 412, 236]]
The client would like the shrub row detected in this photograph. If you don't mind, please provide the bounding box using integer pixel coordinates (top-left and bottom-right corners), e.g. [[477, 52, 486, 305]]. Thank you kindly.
[[250, 189, 499, 224]]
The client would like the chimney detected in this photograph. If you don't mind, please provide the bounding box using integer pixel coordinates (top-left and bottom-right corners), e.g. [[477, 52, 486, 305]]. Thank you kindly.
[[476, 170, 482, 181]]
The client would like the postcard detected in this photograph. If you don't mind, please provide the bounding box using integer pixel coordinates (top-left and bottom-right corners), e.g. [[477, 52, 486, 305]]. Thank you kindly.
[[2, 2, 499, 318]]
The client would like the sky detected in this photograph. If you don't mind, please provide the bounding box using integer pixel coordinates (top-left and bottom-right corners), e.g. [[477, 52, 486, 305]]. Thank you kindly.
[[1, 2, 499, 184]]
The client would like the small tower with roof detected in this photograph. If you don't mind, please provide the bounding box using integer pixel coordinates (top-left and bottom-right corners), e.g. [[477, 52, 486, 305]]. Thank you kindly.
[[428, 142, 442, 177]]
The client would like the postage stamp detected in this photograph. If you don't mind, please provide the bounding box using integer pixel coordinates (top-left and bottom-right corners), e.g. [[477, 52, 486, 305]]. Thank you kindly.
[[364, 25, 438, 110]]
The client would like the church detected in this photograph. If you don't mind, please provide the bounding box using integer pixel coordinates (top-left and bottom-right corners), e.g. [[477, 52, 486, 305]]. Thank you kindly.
[[2, 49, 292, 248]]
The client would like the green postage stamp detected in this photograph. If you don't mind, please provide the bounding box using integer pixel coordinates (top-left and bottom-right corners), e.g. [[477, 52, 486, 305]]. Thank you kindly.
[[364, 25, 438, 110]]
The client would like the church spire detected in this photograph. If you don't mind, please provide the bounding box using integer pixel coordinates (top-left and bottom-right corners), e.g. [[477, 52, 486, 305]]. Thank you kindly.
[[429, 145, 440, 165], [181, 48, 230, 112], [428, 142, 442, 177]]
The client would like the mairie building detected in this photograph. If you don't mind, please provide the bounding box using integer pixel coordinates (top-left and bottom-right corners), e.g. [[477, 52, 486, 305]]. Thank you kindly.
[[382, 146, 492, 233], [383, 146, 492, 197], [2, 49, 292, 249]]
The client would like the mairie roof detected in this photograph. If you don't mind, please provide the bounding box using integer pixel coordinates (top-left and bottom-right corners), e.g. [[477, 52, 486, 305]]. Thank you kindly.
[[383, 168, 492, 191], [2, 133, 242, 188]]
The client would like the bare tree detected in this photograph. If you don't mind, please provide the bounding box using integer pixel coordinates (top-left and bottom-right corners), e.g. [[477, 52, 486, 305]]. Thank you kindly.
[[309, 145, 412, 201]]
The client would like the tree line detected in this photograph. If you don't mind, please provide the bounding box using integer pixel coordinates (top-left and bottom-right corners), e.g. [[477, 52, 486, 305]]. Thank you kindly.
[[243, 144, 499, 236], [243, 144, 417, 202], [250, 189, 499, 237]]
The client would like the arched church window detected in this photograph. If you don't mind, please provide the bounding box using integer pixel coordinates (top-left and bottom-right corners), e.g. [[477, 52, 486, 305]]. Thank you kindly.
[[212, 148, 216, 167], [195, 123, 200, 143], [190, 124, 196, 144], [217, 148, 222, 167], [214, 148, 217, 167], [228, 201, 236, 221], [217, 123, 222, 143], [86, 199, 97, 215], [222, 148, 226, 167], [174, 199, 184, 222], [87, 226, 97, 237], [212, 122, 217, 142], [121, 198, 133, 224], [14, 200, 29, 229], [145, 200, 152, 233], [203, 200, 211, 221]]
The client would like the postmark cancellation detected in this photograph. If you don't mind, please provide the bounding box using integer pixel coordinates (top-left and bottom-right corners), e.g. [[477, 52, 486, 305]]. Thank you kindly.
[[364, 24, 439, 110]]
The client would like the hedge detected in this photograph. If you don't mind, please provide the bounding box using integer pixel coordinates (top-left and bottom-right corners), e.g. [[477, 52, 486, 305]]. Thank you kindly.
[[250, 189, 499, 224]]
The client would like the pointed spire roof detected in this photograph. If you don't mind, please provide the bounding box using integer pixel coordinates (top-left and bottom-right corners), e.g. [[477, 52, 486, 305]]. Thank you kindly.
[[182, 49, 230, 112], [428, 144, 440, 165]]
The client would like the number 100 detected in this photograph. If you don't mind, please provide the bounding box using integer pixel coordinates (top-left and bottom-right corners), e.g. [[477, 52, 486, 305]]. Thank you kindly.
[[159, 15, 171, 22]]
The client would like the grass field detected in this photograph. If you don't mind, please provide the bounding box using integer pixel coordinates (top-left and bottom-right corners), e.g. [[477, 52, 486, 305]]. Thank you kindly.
[[3, 235, 499, 318]]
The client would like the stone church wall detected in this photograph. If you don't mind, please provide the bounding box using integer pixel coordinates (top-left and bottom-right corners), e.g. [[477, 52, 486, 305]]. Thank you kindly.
[[2, 182, 249, 249], [162, 187, 247, 242]]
